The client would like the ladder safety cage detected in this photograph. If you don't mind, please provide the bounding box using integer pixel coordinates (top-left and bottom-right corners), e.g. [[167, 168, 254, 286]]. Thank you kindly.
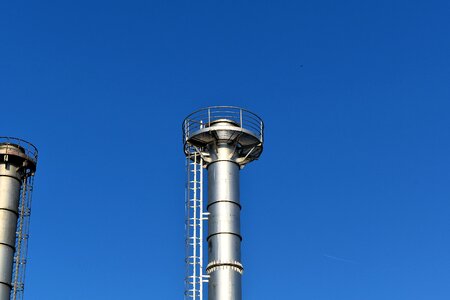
[[11, 173, 35, 300], [185, 146, 208, 300]]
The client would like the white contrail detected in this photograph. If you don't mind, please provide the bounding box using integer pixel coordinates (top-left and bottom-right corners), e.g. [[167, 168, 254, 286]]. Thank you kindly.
[[323, 254, 357, 264]]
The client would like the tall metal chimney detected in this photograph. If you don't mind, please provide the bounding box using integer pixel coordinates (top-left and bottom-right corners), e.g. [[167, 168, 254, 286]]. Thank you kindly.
[[183, 107, 264, 300], [0, 137, 38, 300]]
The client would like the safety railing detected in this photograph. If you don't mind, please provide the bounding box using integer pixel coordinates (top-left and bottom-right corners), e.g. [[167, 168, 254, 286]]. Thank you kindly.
[[183, 106, 264, 145], [0, 137, 38, 166]]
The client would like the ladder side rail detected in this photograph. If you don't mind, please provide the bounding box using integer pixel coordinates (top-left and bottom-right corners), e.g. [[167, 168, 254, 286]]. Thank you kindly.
[[185, 152, 191, 299], [12, 174, 34, 300], [198, 156, 204, 300], [185, 151, 196, 299], [185, 149, 204, 299], [192, 154, 197, 298]]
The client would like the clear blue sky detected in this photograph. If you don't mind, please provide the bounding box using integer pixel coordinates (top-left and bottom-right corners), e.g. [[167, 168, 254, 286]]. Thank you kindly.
[[1, 0, 450, 299]]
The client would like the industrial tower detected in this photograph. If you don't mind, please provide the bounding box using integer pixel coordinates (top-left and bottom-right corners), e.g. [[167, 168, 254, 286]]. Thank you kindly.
[[183, 106, 264, 300], [0, 137, 38, 300]]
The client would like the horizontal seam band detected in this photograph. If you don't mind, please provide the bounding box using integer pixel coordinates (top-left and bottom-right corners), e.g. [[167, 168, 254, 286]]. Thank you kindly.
[[207, 232, 242, 241], [207, 200, 241, 210], [0, 242, 16, 251], [0, 281, 12, 288], [0, 207, 19, 217]]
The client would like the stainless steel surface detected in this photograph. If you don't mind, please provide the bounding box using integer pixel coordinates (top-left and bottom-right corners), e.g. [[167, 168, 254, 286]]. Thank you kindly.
[[0, 168, 21, 300], [207, 161, 240, 205], [0, 138, 38, 300], [206, 150, 242, 300], [208, 268, 242, 300], [183, 107, 264, 300]]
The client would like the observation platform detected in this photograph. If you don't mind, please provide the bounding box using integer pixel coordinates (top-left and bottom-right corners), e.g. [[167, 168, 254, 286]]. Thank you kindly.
[[0, 137, 38, 173], [183, 106, 264, 166]]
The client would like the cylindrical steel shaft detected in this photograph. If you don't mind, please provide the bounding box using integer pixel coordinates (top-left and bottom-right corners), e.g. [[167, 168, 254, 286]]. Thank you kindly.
[[206, 146, 243, 300], [183, 107, 264, 300], [0, 160, 22, 299]]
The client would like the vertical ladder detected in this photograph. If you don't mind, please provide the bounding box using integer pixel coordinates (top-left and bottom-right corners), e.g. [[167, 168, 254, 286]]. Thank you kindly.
[[11, 173, 34, 300], [185, 149, 208, 300]]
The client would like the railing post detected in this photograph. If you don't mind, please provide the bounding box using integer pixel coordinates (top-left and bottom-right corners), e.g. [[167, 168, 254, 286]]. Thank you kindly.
[[208, 108, 211, 126], [240, 109, 243, 128], [260, 120, 263, 143]]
